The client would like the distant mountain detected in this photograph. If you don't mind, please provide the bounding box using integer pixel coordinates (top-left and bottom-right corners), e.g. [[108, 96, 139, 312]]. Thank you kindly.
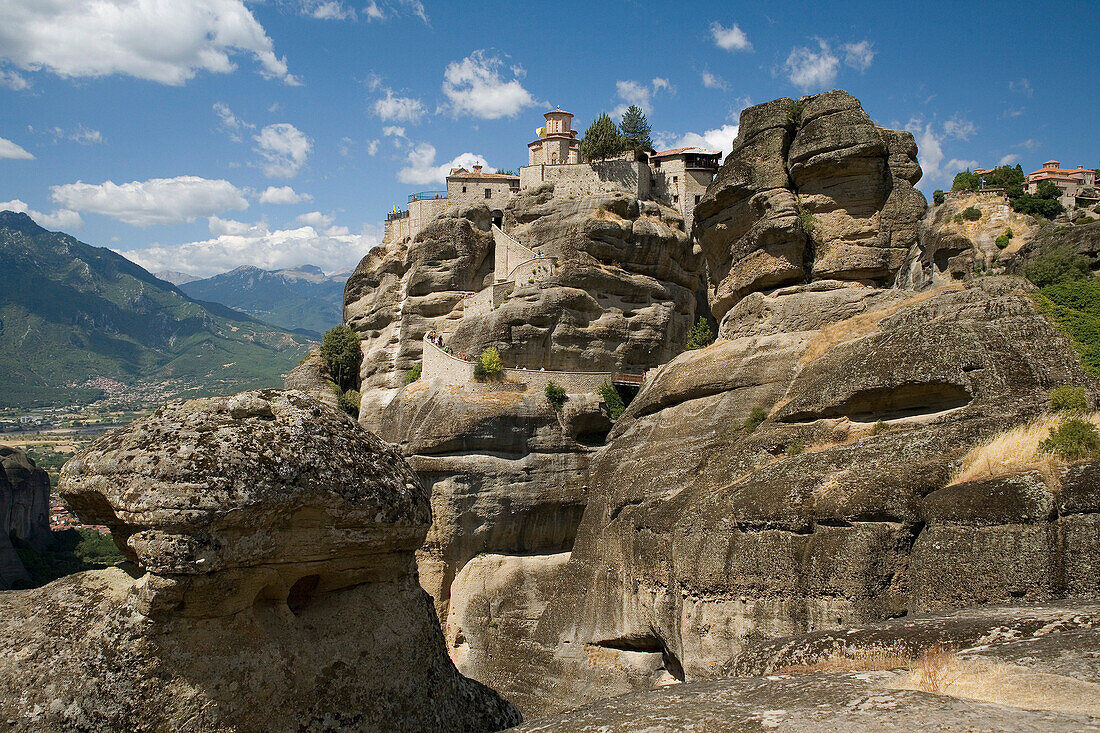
[[180, 265, 347, 335], [0, 211, 313, 408], [154, 270, 200, 286]]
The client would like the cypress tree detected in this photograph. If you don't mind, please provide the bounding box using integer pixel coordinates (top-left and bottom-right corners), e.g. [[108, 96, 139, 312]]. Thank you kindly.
[[580, 113, 624, 162], [619, 105, 652, 153]]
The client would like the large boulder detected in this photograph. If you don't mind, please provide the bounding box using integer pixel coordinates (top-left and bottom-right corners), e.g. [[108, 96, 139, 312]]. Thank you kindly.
[[0, 390, 520, 732], [694, 90, 925, 327], [0, 446, 51, 589]]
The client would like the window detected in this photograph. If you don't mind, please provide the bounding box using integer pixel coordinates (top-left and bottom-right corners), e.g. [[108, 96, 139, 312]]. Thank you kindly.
[[673, 195, 679, 203], [462, 186, 467, 193], [695, 195, 701, 204], [485, 188, 492, 199], [673, 175, 678, 183]]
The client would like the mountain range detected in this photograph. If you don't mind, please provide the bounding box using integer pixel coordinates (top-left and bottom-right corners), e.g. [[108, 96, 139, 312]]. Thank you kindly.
[[178, 265, 347, 335], [0, 211, 312, 408]]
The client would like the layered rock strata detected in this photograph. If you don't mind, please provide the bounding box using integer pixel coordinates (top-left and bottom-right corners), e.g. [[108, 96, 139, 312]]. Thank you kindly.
[[0, 390, 520, 732]]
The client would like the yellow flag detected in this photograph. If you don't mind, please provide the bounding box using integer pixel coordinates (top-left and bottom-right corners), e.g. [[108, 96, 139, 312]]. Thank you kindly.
[[535, 126, 546, 137]]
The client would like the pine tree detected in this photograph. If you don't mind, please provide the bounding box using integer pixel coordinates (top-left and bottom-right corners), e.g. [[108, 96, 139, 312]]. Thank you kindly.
[[580, 113, 624, 162], [619, 105, 652, 153]]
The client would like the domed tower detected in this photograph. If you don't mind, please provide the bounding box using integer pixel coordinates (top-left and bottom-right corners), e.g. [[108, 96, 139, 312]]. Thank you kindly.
[[528, 108, 582, 166]]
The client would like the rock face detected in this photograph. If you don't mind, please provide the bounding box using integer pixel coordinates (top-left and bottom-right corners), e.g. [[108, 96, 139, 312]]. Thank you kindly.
[[283, 347, 339, 410], [0, 446, 51, 589], [515, 601, 1100, 731], [0, 390, 519, 732], [1008, 218, 1100, 278], [693, 90, 925, 328]]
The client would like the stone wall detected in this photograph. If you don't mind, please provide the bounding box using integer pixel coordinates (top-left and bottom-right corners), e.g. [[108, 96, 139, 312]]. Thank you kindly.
[[520, 161, 650, 199], [421, 336, 621, 394], [506, 257, 555, 286], [384, 196, 452, 243], [493, 225, 537, 281], [462, 288, 492, 318]]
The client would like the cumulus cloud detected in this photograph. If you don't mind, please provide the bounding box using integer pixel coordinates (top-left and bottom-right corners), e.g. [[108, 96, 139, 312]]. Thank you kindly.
[[998, 153, 1020, 166], [908, 122, 944, 183], [364, 2, 384, 21], [366, 139, 380, 155], [654, 124, 740, 159], [0, 136, 34, 160], [943, 114, 976, 141], [710, 21, 751, 52], [254, 123, 312, 178], [614, 77, 673, 117], [397, 144, 495, 186], [0, 199, 82, 230], [296, 211, 333, 228], [441, 50, 539, 119], [701, 71, 727, 90], [117, 222, 382, 278], [372, 89, 426, 123], [50, 176, 248, 226], [0, 69, 27, 90], [213, 102, 254, 141], [785, 41, 839, 91], [258, 185, 311, 205], [0, 0, 299, 86], [842, 41, 875, 71]]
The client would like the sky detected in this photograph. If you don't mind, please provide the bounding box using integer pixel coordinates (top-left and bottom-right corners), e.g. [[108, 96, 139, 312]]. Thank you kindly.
[[0, 0, 1096, 278]]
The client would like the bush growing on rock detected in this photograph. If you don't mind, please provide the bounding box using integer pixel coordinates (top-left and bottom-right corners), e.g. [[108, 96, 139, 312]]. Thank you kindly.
[[337, 388, 361, 417], [1050, 386, 1089, 412], [473, 347, 503, 380], [405, 362, 422, 384], [995, 234, 1010, 249], [744, 406, 768, 434], [1039, 418, 1100, 460], [599, 382, 625, 420], [933, 190, 945, 205], [787, 440, 806, 455], [962, 206, 982, 221], [685, 317, 715, 350], [320, 325, 362, 392], [1025, 246, 1093, 287], [545, 381, 567, 411]]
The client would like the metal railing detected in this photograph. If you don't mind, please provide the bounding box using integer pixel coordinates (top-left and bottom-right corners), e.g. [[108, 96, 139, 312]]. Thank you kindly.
[[408, 190, 448, 202], [386, 209, 409, 221]]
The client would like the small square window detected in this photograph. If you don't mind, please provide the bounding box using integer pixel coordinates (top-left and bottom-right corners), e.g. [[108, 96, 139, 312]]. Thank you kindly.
[[484, 188, 492, 198], [462, 186, 467, 193]]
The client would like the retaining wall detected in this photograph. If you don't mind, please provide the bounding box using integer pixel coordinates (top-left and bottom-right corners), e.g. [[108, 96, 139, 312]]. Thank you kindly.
[[492, 225, 537, 281], [519, 161, 650, 199]]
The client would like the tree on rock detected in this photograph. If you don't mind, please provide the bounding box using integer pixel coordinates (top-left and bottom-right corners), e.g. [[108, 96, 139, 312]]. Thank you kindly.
[[320, 325, 362, 392], [581, 113, 625, 162], [619, 105, 652, 154]]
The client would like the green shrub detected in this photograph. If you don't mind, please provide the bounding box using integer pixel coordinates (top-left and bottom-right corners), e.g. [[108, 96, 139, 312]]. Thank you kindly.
[[320, 325, 362, 392], [1094, 204, 1100, 215], [786, 100, 805, 127], [797, 206, 817, 237], [744, 406, 768, 434], [872, 420, 889, 435], [1032, 279, 1100, 376], [1024, 246, 1093, 287], [599, 382, 626, 420], [933, 190, 945, 205], [787, 440, 805, 455], [951, 170, 980, 192], [995, 234, 1010, 249], [1050, 385, 1089, 412], [962, 206, 982, 221], [1006, 228, 1014, 239], [953, 213, 965, 224], [337, 388, 361, 417], [1039, 418, 1100, 460], [405, 362, 422, 384], [1076, 215, 1097, 226], [545, 381, 567, 411], [685, 317, 715, 350], [473, 347, 503, 380]]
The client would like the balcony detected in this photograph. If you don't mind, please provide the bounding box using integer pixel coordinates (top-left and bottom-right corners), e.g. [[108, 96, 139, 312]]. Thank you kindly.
[[408, 190, 448, 203], [683, 153, 721, 171], [386, 209, 409, 222]]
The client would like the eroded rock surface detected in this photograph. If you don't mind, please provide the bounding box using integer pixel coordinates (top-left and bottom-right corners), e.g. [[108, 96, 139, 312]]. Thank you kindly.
[[0, 446, 51, 589], [693, 90, 925, 326], [0, 390, 519, 732]]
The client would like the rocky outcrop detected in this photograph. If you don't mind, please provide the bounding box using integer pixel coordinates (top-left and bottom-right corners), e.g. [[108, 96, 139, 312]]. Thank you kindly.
[[0, 390, 519, 732], [515, 601, 1100, 731], [693, 90, 925, 327], [283, 347, 339, 410], [0, 446, 51, 589], [1007, 218, 1100, 279]]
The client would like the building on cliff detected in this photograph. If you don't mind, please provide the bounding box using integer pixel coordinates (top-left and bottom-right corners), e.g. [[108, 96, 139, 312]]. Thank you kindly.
[[1025, 160, 1098, 210], [527, 109, 582, 166]]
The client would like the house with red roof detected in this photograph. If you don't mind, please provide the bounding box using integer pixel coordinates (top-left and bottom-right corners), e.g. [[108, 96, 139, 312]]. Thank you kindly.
[[1026, 161, 1098, 209]]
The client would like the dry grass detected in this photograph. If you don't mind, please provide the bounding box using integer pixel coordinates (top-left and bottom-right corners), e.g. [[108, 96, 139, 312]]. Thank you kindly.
[[949, 412, 1100, 488], [776, 643, 913, 675], [891, 646, 1100, 716]]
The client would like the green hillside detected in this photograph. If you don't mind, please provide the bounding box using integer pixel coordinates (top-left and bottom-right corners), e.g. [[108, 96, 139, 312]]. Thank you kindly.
[[0, 211, 313, 407]]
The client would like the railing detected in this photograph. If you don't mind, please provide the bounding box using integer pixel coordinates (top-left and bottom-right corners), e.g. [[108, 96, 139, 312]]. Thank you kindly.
[[408, 190, 448, 202], [386, 209, 409, 221]]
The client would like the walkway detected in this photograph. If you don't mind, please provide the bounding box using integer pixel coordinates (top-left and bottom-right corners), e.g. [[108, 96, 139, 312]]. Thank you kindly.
[[463, 226, 558, 318]]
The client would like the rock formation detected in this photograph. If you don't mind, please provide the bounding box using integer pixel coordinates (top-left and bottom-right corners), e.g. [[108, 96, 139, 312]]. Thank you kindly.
[[0, 390, 520, 732], [283, 347, 339, 410], [0, 446, 51, 590]]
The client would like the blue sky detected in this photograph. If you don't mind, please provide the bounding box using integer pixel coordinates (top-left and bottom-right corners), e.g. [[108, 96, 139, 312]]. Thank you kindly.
[[0, 0, 1095, 277]]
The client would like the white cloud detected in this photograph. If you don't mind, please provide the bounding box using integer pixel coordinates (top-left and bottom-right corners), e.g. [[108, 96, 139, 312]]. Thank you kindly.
[[298, 1, 356, 20], [383, 125, 407, 138], [373, 89, 426, 123], [997, 154, 1020, 166], [943, 115, 976, 141], [51, 176, 249, 226], [118, 222, 382, 278], [701, 71, 727, 90], [614, 77, 673, 116], [258, 185, 311, 204], [441, 50, 538, 119], [364, 2, 384, 21], [710, 21, 752, 52], [0, 136, 34, 160], [1009, 78, 1034, 98], [0, 0, 299, 86], [213, 102, 254, 141], [0, 69, 27, 90], [907, 122, 944, 183], [654, 124, 739, 159], [366, 139, 380, 155], [401, 0, 429, 25], [397, 144, 495, 185], [296, 211, 334, 228], [47, 125, 103, 145], [842, 41, 875, 72], [785, 41, 839, 91], [946, 158, 980, 174], [254, 123, 312, 178], [1017, 138, 1041, 151], [0, 199, 82, 230], [207, 216, 260, 236]]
